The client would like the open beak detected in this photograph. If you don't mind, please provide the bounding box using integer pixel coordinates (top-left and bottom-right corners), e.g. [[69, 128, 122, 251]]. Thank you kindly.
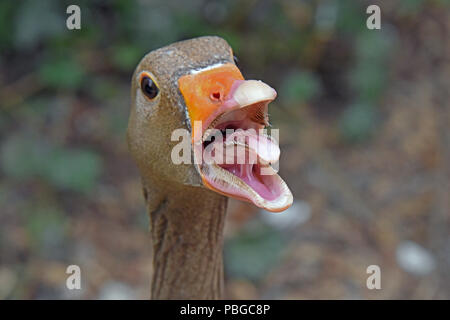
[[178, 63, 293, 212]]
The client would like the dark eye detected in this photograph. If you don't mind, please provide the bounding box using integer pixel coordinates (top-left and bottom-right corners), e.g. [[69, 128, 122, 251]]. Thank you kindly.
[[141, 76, 159, 100], [233, 55, 239, 66]]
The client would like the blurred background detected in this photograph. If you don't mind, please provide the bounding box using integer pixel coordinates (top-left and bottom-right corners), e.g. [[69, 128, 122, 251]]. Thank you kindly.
[[0, 0, 449, 299]]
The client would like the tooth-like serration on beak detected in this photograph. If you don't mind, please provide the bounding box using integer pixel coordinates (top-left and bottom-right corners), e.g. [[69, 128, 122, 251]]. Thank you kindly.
[[232, 80, 277, 107]]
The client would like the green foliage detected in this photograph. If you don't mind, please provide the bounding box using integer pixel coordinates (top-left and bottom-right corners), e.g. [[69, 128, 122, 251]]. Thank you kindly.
[[339, 103, 378, 142], [38, 57, 86, 90], [355, 31, 392, 63], [338, 15, 394, 143], [1, 134, 102, 193], [14, 0, 64, 49], [45, 148, 102, 193], [111, 44, 143, 72], [0, 134, 47, 180], [281, 71, 321, 104], [398, 0, 426, 15], [350, 62, 387, 103], [91, 77, 120, 101], [0, 1, 17, 50], [24, 205, 69, 255], [335, 0, 366, 34], [225, 222, 286, 282]]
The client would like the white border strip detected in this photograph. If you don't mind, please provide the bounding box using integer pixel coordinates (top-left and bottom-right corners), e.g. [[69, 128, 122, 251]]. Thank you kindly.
[[189, 62, 225, 75]]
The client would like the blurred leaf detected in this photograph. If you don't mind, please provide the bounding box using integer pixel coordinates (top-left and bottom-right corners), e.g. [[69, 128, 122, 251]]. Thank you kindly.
[[215, 31, 241, 54], [134, 5, 179, 48], [225, 223, 286, 282], [339, 103, 378, 143], [91, 77, 121, 100], [398, 0, 426, 15], [24, 205, 68, 256], [356, 31, 392, 63], [1, 133, 102, 193], [0, 134, 47, 180], [351, 62, 387, 103], [0, 184, 8, 206], [108, 102, 130, 136], [38, 57, 86, 90], [15, 98, 53, 127], [14, 0, 64, 49], [174, 11, 214, 38], [0, 1, 17, 50], [281, 71, 321, 103], [0, 114, 7, 132], [351, 30, 393, 104], [335, 0, 366, 34], [44, 148, 103, 193], [111, 44, 143, 71]]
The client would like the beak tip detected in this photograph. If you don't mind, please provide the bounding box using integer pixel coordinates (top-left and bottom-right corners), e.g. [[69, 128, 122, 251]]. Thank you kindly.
[[233, 80, 277, 107]]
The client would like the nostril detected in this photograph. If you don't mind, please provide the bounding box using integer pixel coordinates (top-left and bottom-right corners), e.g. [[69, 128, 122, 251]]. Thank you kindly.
[[211, 92, 221, 100]]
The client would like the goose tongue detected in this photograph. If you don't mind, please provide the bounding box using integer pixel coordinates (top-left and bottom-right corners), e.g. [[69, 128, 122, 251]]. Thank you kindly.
[[205, 128, 280, 201], [223, 128, 280, 165], [206, 128, 280, 166]]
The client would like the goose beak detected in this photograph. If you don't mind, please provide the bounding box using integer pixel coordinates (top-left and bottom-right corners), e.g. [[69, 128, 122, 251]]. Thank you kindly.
[[178, 63, 293, 212]]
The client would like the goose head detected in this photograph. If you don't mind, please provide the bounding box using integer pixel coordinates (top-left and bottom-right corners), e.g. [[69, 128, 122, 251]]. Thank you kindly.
[[127, 36, 292, 212]]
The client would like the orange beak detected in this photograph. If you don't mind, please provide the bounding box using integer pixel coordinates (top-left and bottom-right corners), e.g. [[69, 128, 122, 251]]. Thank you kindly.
[[178, 63, 293, 212], [178, 63, 245, 143]]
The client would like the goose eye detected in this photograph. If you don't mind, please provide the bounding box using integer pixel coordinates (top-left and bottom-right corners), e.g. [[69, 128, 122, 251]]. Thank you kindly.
[[141, 76, 159, 100]]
